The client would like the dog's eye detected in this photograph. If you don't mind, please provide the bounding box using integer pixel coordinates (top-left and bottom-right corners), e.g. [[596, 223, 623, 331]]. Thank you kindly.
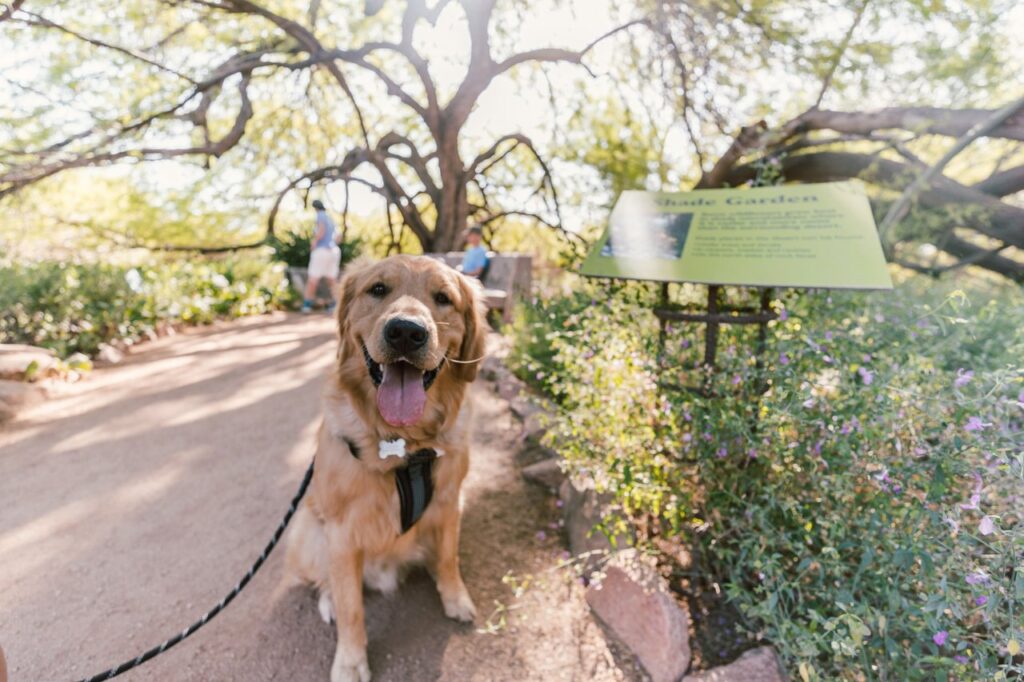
[[434, 291, 452, 306], [368, 283, 389, 298]]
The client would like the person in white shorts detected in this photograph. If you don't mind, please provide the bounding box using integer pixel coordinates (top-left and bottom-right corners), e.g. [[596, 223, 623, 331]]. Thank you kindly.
[[302, 199, 341, 313]]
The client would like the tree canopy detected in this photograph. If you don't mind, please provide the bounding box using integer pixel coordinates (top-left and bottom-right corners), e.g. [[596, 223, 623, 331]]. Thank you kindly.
[[1, 0, 1021, 278]]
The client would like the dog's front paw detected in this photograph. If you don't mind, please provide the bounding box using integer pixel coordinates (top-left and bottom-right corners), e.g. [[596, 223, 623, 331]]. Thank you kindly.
[[441, 588, 477, 623], [330, 648, 370, 682]]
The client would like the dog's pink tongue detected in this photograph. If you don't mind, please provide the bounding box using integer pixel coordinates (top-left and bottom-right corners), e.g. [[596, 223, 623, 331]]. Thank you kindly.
[[377, 361, 427, 427]]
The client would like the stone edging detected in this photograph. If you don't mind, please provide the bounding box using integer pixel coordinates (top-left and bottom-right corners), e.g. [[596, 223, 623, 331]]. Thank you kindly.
[[482, 353, 787, 682]]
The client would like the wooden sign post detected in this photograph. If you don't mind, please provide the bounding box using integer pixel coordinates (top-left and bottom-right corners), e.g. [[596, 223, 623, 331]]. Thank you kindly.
[[580, 181, 892, 395]]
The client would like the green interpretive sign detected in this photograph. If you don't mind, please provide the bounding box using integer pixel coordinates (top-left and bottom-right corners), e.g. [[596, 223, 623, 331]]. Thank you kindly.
[[580, 181, 893, 289]]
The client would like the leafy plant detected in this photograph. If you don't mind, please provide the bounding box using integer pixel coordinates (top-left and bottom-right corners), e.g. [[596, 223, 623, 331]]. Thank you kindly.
[[509, 275, 1023, 680], [0, 258, 290, 358], [266, 230, 362, 269]]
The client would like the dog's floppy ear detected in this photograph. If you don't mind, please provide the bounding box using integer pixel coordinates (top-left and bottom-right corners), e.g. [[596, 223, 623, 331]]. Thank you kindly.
[[452, 273, 488, 383], [334, 258, 372, 359]]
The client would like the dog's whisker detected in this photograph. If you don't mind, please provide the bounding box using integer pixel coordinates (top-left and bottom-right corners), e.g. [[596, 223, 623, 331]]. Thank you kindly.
[[443, 354, 485, 365]]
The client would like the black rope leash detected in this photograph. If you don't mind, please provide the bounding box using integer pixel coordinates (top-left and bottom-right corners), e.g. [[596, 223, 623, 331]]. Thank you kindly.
[[75, 457, 315, 682]]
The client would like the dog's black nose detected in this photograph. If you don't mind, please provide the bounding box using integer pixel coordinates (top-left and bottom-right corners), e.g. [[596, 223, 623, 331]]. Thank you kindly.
[[384, 318, 428, 354]]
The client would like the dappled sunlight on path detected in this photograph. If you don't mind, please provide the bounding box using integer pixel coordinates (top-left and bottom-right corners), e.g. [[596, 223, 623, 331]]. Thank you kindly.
[[0, 314, 635, 682]]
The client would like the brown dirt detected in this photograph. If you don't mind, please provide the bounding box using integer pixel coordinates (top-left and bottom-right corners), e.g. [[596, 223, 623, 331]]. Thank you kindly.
[[0, 313, 639, 682]]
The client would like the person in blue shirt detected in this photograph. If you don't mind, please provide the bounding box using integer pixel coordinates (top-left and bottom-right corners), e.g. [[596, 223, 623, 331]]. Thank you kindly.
[[302, 200, 340, 313], [460, 226, 488, 278]]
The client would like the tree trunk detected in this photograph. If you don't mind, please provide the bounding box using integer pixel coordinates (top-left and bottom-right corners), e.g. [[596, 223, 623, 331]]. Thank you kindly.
[[430, 122, 469, 253]]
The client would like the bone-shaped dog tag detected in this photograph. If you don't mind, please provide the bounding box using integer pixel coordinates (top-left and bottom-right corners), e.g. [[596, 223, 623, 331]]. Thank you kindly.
[[379, 438, 407, 460]]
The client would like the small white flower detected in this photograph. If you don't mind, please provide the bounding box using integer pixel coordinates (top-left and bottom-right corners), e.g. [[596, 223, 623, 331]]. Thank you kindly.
[[125, 268, 143, 292]]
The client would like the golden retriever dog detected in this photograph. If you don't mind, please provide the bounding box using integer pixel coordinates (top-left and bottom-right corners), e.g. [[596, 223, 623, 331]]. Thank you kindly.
[[284, 255, 487, 682]]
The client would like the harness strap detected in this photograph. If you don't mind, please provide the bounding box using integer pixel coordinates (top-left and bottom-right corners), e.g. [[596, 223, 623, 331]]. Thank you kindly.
[[395, 450, 436, 533], [344, 438, 436, 533]]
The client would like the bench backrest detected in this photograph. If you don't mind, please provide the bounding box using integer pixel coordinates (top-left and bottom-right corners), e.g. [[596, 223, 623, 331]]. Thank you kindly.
[[429, 252, 531, 295]]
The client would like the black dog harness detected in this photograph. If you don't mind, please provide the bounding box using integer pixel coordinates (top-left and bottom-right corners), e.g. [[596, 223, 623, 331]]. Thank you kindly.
[[344, 438, 438, 534]]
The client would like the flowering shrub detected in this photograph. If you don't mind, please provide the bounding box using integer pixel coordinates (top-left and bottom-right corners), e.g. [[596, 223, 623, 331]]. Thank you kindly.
[[0, 258, 291, 357], [509, 276, 1022, 680]]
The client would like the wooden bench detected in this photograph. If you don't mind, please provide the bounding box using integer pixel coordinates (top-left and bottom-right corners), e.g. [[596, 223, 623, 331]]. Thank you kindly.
[[426, 252, 532, 322]]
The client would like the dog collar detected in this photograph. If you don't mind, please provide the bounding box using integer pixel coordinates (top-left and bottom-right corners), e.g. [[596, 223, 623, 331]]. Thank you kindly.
[[344, 437, 438, 533]]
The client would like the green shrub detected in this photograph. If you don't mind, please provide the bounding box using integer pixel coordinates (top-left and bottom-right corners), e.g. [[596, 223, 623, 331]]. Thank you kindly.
[[0, 258, 290, 357], [509, 276, 1023, 681], [266, 230, 362, 269]]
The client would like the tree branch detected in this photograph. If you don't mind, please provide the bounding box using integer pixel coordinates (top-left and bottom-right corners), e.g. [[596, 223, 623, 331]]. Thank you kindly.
[[0, 75, 254, 198], [973, 163, 1024, 197], [0, 0, 24, 23], [811, 0, 870, 109], [15, 10, 197, 83], [787, 105, 1024, 142], [877, 95, 1024, 246], [495, 19, 649, 75]]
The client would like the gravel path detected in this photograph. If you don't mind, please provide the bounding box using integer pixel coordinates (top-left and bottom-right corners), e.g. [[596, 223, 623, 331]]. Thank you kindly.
[[0, 313, 635, 682]]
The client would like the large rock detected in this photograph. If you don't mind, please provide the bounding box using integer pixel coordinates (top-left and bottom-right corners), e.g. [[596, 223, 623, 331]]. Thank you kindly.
[[509, 396, 544, 421], [521, 458, 565, 490], [521, 411, 549, 443], [0, 345, 57, 381], [494, 370, 527, 401], [682, 646, 786, 682], [96, 343, 125, 365], [516, 442, 558, 467], [586, 550, 691, 682], [560, 477, 633, 562], [0, 380, 46, 423]]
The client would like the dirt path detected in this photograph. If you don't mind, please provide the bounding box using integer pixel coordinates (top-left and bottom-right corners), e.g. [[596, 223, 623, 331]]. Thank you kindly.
[[0, 313, 635, 682]]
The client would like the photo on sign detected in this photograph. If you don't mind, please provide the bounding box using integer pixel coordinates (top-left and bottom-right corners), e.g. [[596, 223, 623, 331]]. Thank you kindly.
[[600, 211, 694, 261]]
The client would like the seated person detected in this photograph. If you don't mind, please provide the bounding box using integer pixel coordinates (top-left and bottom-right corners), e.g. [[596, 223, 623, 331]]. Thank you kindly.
[[460, 225, 489, 279]]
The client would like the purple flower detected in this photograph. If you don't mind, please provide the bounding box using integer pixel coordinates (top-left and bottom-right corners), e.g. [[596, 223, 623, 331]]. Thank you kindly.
[[954, 655, 968, 664], [858, 367, 874, 385], [555, 499, 564, 508], [979, 516, 996, 535], [803, 398, 815, 409], [779, 308, 788, 321], [960, 494, 981, 511], [680, 338, 690, 349], [975, 595, 988, 606], [965, 571, 990, 585], [535, 531, 547, 541], [964, 416, 987, 432], [747, 448, 757, 459], [683, 433, 693, 443], [779, 353, 790, 366], [961, 473, 984, 511], [954, 368, 974, 388], [732, 374, 742, 386], [716, 447, 728, 458], [933, 630, 948, 647]]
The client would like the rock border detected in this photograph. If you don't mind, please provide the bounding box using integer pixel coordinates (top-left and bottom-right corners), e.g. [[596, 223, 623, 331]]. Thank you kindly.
[[486, 352, 787, 682]]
